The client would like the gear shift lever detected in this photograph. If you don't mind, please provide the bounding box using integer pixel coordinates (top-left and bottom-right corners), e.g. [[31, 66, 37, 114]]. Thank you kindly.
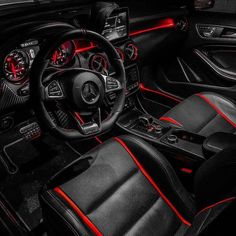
[[139, 115, 153, 127], [138, 115, 163, 134]]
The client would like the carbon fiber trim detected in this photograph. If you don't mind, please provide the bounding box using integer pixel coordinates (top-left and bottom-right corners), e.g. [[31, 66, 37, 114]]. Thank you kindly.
[[0, 80, 29, 112]]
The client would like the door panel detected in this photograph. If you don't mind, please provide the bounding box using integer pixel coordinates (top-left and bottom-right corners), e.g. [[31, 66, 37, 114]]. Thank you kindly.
[[155, 9, 236, 102]]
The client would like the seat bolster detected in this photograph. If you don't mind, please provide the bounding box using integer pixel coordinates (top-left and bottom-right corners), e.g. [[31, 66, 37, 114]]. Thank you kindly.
[[115, 135, 196, 221], [160, 92, 236, 136], [184, 198, 235, 236], [196, 92, 236, 128]]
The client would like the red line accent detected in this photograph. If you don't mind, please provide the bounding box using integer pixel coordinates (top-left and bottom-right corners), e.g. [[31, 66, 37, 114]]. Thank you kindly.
[[129, 18, 175, 37], [197, 197, 236, 216], [54, 187, 103, 236], [196, 93, 236, 128], [140, 83, 182, 103], [180, 168, 193, 174], [75, 42, 96, 54], [114, 137, 191, 226], [160, 117, 182, 127], [74, 112, 85, 124], [95, 136, 103, 144]]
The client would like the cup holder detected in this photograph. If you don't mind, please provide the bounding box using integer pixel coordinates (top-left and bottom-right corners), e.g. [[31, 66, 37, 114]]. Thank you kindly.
[[171, 130, 205, 145]]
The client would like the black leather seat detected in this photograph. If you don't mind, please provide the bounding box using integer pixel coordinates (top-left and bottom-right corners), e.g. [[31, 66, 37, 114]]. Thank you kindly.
[[40, 135, 236, 236], [160, 92, 236, 136]]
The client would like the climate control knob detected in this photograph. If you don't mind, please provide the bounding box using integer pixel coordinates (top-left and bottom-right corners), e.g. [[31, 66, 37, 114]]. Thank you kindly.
[[124, 43, 138, 61]]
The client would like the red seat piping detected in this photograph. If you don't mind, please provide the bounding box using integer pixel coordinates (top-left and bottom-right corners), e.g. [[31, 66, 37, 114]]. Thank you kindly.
[[114, 137, 191, 226], [197, 196, 236, 216], [196, 93, 236, 128], [54, 187, 103, 236], [160, 117, 183, 127]]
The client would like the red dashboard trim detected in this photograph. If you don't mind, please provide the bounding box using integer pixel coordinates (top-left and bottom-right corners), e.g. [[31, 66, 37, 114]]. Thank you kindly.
[[73, 18, 175, 54], [129, 18, 176, 37], [75, 42, 96, 54]]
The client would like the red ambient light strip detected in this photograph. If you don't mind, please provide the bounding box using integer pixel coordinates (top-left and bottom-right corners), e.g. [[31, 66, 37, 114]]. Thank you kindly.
[[140, 83, 182, 103], [129, 18, 176, 37]]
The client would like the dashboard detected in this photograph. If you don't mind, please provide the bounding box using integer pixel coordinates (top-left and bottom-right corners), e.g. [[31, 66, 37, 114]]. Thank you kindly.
[[1, 37, 139, 93], [2, 8, 130, 84], [0, 1, 188, 135], [0, 6, 141, 135]]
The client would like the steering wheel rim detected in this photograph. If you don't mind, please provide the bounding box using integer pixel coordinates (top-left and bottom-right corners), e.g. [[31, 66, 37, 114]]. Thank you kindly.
[[30, 29, 126, 140]]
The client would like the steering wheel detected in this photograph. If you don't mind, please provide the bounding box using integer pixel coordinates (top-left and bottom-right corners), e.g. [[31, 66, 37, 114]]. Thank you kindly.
[[30, 29, 126, 140]]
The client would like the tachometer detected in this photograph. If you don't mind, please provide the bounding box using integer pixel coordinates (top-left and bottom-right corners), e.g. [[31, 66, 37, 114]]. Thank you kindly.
[[50, 41, 75, 67], [4, 50, 29, 82]]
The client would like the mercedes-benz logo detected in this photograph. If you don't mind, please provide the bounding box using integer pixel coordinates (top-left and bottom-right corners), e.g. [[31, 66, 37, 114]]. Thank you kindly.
[[82, 81, 100, 104]]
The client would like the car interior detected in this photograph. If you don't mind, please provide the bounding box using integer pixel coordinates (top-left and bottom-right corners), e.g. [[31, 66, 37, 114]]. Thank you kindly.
[[0, 0, 236, 235]]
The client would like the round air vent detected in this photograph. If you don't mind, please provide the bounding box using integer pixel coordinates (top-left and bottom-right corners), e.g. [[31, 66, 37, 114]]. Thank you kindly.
[[89, 54, 108, 75], [124, 43, 138, 61]]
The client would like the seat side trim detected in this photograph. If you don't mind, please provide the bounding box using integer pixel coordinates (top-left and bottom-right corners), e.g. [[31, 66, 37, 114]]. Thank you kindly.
[[54, 187, 103, 236], [196, 93, 236, 128], [196, 197, 236, 216], [114, 137, 191, 227]]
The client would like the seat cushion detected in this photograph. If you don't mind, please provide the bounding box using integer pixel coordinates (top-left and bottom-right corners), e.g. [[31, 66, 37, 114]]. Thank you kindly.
[[40, 135, 195, 236], [160, 92, 236, 136]]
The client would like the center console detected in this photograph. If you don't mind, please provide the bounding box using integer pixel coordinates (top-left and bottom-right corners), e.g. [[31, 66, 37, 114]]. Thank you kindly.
[[117, 107, 208, 174]]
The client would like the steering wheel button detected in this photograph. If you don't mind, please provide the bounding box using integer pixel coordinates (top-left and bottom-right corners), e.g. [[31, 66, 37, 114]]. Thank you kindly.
[[49, 91, 62, 96]]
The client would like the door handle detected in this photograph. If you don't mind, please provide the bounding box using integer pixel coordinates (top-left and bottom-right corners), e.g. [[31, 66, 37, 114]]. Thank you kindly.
[[196, 24, 236, 40], [196, 24, 224, 38]]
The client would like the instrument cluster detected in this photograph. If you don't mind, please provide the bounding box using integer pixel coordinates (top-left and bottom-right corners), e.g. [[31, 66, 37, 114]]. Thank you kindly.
[[2, 37, 138, 84], [2, 39, 77, 83]]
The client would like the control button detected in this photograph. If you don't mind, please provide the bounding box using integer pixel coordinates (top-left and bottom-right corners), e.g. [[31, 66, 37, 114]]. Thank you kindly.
[[106, 77, 119, 91], [167, 135, 178, 144], [20, 122, 41, 140], [47, 80, 63, 98]]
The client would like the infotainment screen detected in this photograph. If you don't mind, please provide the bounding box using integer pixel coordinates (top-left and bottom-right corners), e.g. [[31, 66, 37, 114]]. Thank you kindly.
[[102, 8, 128, 41]]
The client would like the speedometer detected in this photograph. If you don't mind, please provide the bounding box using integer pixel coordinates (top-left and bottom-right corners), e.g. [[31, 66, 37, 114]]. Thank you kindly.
[[4, 50, 29, 82], [50, 41, 75, 67]]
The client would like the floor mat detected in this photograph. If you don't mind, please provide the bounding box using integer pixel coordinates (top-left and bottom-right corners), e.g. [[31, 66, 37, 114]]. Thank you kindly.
[[0, 134, 81, 232]]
